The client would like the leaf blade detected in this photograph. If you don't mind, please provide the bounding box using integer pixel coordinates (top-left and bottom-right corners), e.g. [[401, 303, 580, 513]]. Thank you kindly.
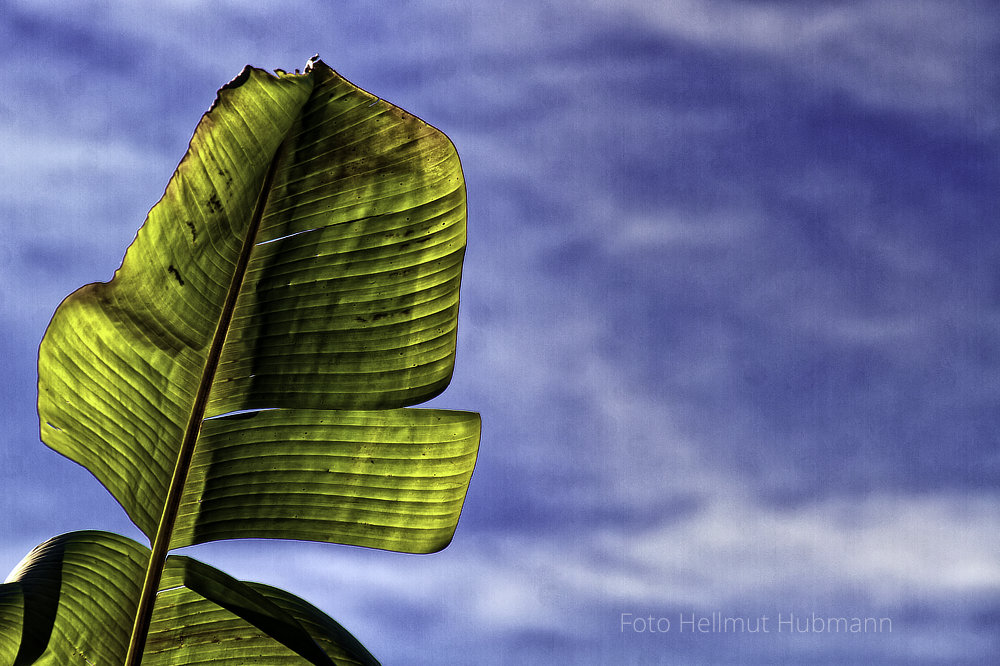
[[0, 531, 148, 665], [172, 408, 481, 551], [208, 64, 468, 415], [34, 59, 477, 663], [37, 62, 476, 554], [0, 532, 378, 665], [37, 67, 315, 539]]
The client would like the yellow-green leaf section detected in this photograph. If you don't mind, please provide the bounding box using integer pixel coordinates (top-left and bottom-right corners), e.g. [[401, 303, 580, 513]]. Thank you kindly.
[[36, 59, 479, 554], [176, 408, 480, 551], [0, 532, 378, 665]]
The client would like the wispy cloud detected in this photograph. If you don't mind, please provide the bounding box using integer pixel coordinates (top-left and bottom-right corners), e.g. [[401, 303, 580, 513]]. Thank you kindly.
[[185, 489, 998, 663], [595, 0, 1000, 118]]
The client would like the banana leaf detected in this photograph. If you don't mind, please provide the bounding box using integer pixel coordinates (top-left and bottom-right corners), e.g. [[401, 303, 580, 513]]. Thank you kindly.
[[0, 531, 377, 665], [27, 57, 480, 663]]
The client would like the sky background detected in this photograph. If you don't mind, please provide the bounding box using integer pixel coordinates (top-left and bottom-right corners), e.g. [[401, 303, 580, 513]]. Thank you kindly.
[[2, 1, 999, 663]]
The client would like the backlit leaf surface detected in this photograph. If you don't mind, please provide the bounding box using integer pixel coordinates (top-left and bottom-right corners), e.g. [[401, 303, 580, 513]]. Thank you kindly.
[[37, 59, 479, 554], [0, 532, 376, 665]]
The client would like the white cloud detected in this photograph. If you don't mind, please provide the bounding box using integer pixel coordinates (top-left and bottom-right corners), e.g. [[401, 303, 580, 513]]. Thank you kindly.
[[606, 208, 757, 256], [593, 0, 998, 118], [611, 492, 1000, 607], [181, 489, 999, 664], [0, 129, 154, 218]]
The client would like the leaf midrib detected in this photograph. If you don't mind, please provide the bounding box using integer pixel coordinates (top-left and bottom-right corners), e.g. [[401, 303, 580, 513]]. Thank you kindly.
[[123, 137, 290, 666]]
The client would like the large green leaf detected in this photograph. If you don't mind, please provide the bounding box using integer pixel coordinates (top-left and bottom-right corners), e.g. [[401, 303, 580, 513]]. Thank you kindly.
[[36, 58, 479, 553], [0, 531, 378, 665], [33, 58, 479, 664]]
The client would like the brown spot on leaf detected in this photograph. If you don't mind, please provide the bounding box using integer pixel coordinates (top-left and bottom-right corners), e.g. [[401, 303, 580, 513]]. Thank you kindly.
[[167, 265, 185, 286], [207, 193, 223, 213]]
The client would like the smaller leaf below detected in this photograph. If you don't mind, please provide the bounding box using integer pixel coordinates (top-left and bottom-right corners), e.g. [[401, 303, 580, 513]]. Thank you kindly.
[[0, 531, 379, 665]]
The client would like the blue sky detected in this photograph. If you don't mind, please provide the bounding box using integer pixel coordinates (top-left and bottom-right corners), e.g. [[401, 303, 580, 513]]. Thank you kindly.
[[2, 1, 999, 663]]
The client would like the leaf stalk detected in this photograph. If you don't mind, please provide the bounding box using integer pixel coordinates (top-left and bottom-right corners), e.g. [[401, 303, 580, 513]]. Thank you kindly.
[[123, 142, 286, 665]]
